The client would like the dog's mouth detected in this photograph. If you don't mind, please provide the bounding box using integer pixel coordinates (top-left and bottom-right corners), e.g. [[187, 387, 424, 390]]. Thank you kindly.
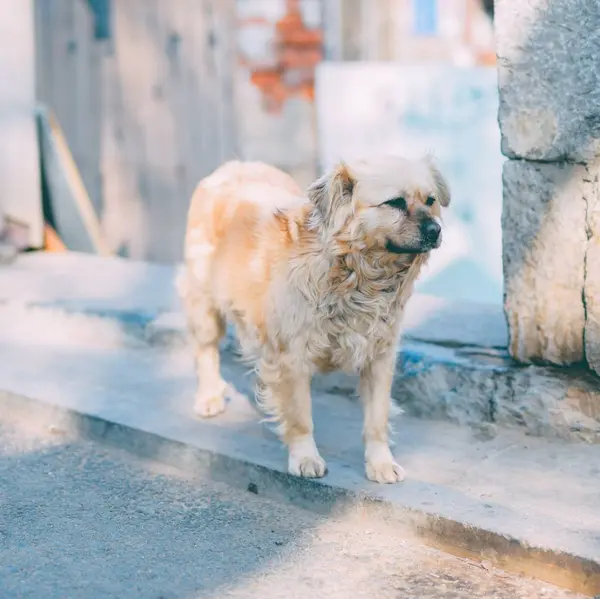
[[385, 239, 436, 255]]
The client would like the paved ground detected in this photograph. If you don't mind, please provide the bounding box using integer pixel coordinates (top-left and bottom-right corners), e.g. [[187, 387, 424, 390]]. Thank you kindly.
[[0, 419, 584, 599], [1, 318, 598, 562], [0, 252, 599, 595]]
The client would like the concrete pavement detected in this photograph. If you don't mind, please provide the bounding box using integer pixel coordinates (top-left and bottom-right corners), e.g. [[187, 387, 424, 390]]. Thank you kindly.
[[2, 252, 599, 443], [0, 418, 586, 599], [1, 252, 599, 595]]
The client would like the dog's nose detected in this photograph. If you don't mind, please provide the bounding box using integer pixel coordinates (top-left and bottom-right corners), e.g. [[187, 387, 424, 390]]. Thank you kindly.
[[421, 220, 441, 244]]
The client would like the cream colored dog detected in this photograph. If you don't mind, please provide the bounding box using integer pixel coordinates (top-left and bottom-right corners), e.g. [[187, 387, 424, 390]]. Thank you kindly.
[[178, 156, 450, 483]]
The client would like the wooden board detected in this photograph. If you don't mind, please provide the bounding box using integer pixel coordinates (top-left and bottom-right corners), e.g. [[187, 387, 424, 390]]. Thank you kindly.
[[38, 106, 110, 255]]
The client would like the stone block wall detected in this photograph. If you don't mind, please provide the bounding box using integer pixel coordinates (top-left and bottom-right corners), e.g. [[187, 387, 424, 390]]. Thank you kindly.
[[496, 0, 600, 375]]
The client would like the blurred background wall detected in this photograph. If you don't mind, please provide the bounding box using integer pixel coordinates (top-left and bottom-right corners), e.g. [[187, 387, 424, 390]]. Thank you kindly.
[[0, 0, 43, 252], [34, 0, 236, 262], [31, 0, 495, 264]]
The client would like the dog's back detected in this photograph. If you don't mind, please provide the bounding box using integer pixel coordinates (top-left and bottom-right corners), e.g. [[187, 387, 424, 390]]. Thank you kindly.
[[183, 160, 303, 251], [196, 160, 301, 193], [178, 160, 307, 360]]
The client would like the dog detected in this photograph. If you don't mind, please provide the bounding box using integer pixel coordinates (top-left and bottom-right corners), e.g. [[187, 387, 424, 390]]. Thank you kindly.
[[178, 156, 450, 483]]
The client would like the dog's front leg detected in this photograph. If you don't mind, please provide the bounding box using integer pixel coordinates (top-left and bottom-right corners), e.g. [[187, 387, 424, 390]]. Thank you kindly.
[[258, 357, 326, 478], [359, 352, 405, 483]]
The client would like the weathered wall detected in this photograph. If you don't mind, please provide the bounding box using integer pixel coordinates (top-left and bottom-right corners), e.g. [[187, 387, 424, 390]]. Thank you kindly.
[[496, 0, 600, 375], [235, 0, 322, 188], [34, 0, 496, 260], [36, 0, 321, 256], [316, 63, 504, 305], [0, 0, 43, 247], [35, 0, 236, 262], [322, 0, 495, 65], [235, 0, 497, 190]]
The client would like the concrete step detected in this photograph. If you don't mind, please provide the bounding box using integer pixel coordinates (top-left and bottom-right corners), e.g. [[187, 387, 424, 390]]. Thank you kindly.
[[0, 305, 599, 595], [1, 252, 599, 444]]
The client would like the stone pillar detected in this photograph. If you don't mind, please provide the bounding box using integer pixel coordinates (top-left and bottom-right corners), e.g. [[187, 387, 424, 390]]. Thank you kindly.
[[496, 0, 600, 375]]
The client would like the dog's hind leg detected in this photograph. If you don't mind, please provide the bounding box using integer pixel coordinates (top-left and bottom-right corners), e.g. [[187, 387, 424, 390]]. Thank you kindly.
[[178, 266, 229, 418], [257, 352, 326, 478]]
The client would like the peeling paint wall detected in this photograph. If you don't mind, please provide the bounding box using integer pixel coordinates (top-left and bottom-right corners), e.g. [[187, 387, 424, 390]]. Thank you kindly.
[[233, 0, 495, 188], [235, 0, 322, 187], [241, 0, 322, 112]]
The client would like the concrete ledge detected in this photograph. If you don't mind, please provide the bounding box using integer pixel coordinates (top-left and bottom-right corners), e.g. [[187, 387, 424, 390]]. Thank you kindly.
[[1, 251, 599, 443], [8, 301, 597, 444], [1, 255, 599, 595], [2, 389, 599, 596]]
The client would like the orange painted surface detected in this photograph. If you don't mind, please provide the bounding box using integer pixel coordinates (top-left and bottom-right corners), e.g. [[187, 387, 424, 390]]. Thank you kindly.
[[44, 223, 67, 252], [477, 50, 497, 66], [244, 0, 323, 112]]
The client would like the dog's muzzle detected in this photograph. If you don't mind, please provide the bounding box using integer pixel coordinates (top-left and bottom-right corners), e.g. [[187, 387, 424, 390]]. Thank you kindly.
[[385, 218, 442, 255]]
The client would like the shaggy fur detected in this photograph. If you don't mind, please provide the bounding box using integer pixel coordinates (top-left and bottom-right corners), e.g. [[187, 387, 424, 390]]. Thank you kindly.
[[178, 157, 450, 483]]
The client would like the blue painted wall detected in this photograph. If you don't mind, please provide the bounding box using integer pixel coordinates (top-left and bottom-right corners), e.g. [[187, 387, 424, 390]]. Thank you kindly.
[[412, 0, 438, 35]]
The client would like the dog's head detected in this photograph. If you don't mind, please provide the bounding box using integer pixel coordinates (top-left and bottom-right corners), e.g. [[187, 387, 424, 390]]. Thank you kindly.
[[307, 154, 450, 256]]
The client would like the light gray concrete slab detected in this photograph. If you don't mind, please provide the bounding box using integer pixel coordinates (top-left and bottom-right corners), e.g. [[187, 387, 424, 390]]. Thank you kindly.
[[0, 314, 599, 594], [0, 252, 177, 315], [0, 419, 584, 599], [1, 253, 598, 444], [0, 294, 596, 443], [0, 252, 598, 441], [0, 252, 508, 347], [1, 252, 599, 593]]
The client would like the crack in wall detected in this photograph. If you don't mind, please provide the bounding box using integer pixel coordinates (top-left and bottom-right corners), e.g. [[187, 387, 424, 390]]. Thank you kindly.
[[582, 170, 593, 370]]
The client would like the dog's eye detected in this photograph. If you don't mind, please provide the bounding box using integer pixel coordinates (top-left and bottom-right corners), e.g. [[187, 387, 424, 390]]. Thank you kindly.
[[384, 197, 407, 210], [425, 196, 436, 207]]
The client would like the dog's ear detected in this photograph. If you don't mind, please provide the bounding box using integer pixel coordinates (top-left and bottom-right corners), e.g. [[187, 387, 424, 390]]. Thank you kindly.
[[307, 162, 355, 228], [424, 155, 451, 207]]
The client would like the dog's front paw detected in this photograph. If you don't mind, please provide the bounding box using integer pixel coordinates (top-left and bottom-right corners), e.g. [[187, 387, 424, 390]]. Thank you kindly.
[[365, 459, 405, 484], [288, 453, 327, 478], [288, 436, 327, 478], [194, 393, 226, 418], [365, 441, 405, 483]]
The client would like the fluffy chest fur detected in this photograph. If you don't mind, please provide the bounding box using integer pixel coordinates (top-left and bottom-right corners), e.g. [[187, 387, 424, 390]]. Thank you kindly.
[[314, 287, 402, 373], [276, 248, 427, 374]]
